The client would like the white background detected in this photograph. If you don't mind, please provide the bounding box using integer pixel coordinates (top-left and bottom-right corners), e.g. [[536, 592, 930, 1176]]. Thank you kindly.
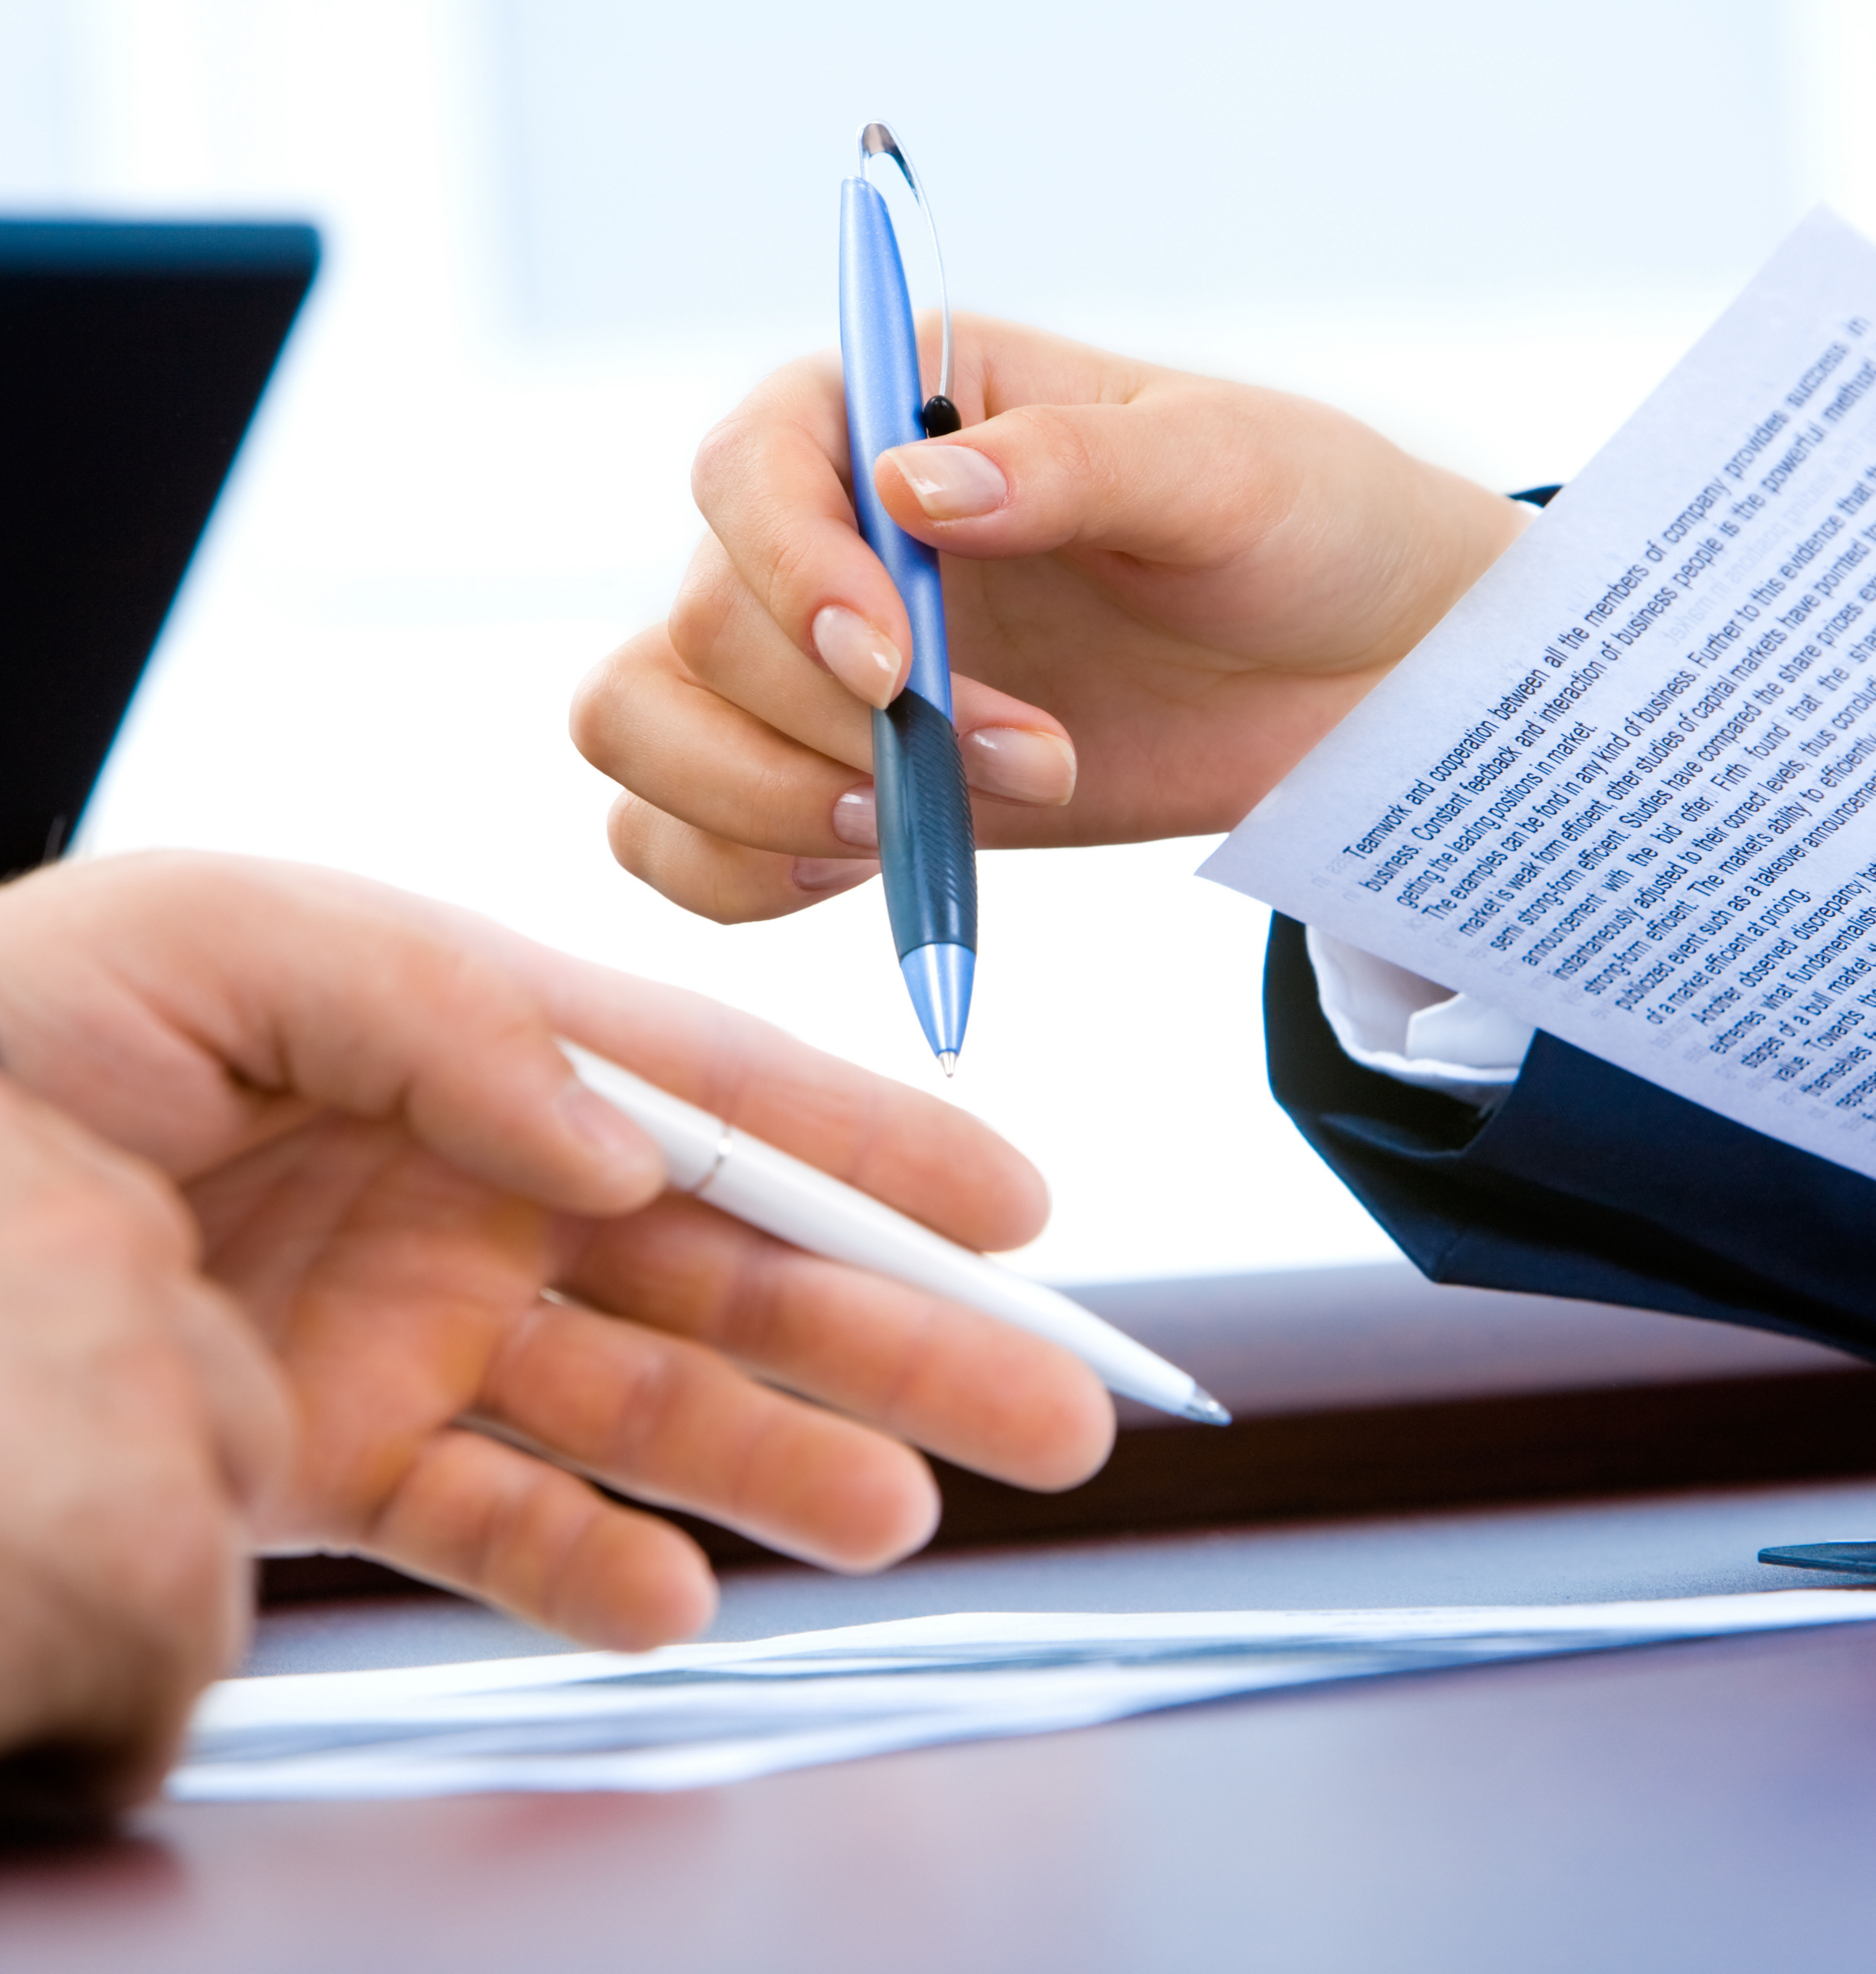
[[2, 0, 1872, 1283]]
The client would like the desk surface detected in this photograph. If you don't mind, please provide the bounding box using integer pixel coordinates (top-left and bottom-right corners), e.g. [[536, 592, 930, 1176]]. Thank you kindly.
[[8, 1477, 1876, 1974]]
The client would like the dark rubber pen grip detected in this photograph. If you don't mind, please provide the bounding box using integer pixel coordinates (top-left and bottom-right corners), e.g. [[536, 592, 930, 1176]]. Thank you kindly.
[[873, 690, 977, 959]]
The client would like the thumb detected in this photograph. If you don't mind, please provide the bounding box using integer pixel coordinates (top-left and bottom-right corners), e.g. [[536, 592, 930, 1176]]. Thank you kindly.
[[226, 868, 674, 1219], [0, 854, 670, 1220], [873, 384, 1303, 567]]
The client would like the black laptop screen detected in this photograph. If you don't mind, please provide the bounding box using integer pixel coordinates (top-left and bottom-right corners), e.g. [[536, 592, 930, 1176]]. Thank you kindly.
[[0, 219, 318, 875]]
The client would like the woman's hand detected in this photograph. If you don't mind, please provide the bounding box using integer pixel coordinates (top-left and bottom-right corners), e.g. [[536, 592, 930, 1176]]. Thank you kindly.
[[573, 314, 1529, 921], [0, 853, 1113, 1662]]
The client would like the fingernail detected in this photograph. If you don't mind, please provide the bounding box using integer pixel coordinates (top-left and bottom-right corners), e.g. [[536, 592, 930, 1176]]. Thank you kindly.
[[556, 1078, 665, 1194], [882, 443, 1008, 521], [792, 856, 879, 894], [811, 606, 904, 709], [831, 783, 878, 848], [961, 726, 1078, 805]]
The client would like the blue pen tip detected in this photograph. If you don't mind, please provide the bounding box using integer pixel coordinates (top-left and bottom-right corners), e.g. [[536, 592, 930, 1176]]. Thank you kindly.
[[901, 941, 974, 1063]]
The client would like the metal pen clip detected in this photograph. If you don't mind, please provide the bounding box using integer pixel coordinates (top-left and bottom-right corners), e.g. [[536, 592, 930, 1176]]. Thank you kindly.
[[858, 122, 960, 436]]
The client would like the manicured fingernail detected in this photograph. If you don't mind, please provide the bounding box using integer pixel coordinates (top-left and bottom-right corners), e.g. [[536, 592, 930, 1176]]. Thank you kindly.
[[882, 443, 1008, 520], [792, 856, 879, 894], [811, 606, 904, 709], [961, 726, 1078, 805], [831, 783, 878, 848], [556, 1078, 665, 1193]]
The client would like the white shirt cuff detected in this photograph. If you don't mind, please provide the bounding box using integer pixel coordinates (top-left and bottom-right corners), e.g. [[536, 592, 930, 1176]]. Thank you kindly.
[[1304, 927, 1535, 1111]]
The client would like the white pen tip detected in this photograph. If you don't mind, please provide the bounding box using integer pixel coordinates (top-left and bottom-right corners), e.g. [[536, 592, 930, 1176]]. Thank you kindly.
[[937, 1052, 957, 1078], [1182, 1388, 1232, 1427]]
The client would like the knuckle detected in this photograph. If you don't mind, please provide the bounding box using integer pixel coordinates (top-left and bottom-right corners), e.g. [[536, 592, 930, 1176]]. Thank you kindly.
[[570, 626, 682, 771], [568, 646, 627, 764], [1003, 402, 1096, 487], [666, 561, 739, 677], [600, 1342, 693, 1470], [692, 421, 834, 638], [757, 525, 821, 630], [692, 863, 770, 927], [690, 410, 759, 513], [604, 790, 658, 875], [403, 945, 533, 1060], [606, 796, 793, 926]]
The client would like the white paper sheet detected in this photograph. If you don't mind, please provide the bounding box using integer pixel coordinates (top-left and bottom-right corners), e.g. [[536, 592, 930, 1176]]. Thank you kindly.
[[167, 1591, 1876, 1801], [1203, 209, 1876, 1178]]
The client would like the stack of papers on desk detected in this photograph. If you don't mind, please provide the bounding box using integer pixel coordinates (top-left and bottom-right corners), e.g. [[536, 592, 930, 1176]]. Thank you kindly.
[[170, 1591, 1876, 1801]]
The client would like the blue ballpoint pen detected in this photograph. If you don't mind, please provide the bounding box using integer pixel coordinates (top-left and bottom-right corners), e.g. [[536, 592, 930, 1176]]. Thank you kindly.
[[840, 124, 976, 1074]]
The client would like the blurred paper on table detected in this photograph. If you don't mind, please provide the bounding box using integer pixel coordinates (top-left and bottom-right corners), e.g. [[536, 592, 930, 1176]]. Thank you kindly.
[[1205, 210, 1876, 1182], [169, 1592, 1876, 1801]]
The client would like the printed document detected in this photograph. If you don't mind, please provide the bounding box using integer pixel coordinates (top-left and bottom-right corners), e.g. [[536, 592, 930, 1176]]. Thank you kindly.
[[1204, 210, 1876, 1177], [169, 1592, 1876, 1801]]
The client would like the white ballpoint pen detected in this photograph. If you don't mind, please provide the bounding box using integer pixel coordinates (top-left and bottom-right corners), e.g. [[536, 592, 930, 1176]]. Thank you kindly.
[[563, 1045, 1231, 1426]]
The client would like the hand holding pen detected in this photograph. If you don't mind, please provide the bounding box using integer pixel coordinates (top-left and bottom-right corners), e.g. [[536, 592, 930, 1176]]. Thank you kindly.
[[572, 253, 1082, 937], [576, 333, 1525, 919]]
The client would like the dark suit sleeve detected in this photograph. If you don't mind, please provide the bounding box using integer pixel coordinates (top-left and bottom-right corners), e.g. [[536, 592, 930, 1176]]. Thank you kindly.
[[1263, 912, 1876, 1360]]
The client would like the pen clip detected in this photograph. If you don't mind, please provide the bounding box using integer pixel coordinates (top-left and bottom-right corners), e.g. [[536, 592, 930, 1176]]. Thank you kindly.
[[858, 122, 959, 436]]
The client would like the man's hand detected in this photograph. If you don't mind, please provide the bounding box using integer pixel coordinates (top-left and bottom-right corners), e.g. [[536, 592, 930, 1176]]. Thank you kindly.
[[0, 1076, 290, 1824], [572, 314, 1530, 921], [0, 853, 1113, 1668]]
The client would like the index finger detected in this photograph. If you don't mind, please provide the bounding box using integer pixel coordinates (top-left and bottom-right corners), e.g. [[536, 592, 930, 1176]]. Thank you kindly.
[[443, 912, 1050, 1256], [688, 350, 914, 709]]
